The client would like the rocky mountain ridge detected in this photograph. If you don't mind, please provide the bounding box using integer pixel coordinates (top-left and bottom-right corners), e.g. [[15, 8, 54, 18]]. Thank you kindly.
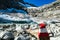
[[27, 0, 60, 19]]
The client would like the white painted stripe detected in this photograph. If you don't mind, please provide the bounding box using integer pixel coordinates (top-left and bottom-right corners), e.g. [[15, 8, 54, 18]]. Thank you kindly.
[[39, 28, 48, 33]]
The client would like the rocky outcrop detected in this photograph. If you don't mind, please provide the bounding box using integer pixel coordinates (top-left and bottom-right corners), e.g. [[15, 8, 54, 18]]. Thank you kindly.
[[27, 1, 60, 19]]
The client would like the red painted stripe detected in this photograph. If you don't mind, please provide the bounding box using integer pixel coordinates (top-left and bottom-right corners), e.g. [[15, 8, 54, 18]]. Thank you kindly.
[[39, 23, 46, 28], [38, 33, 49, 38]]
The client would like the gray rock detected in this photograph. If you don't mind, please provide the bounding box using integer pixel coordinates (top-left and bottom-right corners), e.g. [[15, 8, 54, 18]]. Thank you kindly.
[[0, 31, 14, 40]]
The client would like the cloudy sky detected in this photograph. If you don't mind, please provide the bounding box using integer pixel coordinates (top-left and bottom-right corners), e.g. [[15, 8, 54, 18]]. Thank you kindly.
[[24, 0, 56, 6]]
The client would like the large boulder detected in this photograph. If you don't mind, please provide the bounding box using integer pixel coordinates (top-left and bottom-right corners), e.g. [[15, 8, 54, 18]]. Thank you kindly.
[[0, 31, 14, 40]]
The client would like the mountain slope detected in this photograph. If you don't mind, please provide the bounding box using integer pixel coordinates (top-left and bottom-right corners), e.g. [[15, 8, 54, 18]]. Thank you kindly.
[[27, 1, 60, 19]]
